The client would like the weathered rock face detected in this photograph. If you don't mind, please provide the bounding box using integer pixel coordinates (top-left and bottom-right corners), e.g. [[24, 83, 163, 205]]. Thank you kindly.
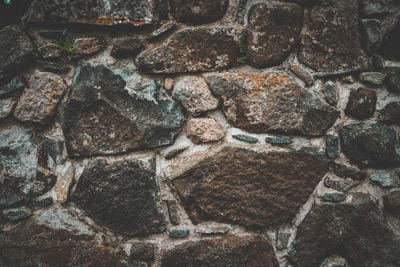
[[344, 88, 377, 119], [0, 25, 34, 82], [172, 147, 329, 227], [0, 125, 56, 208], [247, 2, 304, 68], [298, 0, 368, 74], [135, 28, 242, 73], [14, 70, 67, 125], [111, 37, 143, 58], [60, 63, 183, 157], [0, 220, 125, 266], [160, 235, 279, 267], [186, 118, 225, 144], [206, 72, 339, 135], [72, 156, 165, 236], [25, 0, 155, 26], [379, 101, 400, 123], [292, 193, 400, 267], [0, 98, 16, 119], [385, 67, 400, 92], [169, 0, 229, 24], [339, 122, 400, 168], [380, 20, 400, 60]]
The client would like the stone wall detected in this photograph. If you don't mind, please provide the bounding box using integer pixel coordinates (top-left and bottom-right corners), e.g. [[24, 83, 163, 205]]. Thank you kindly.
[[1, 0, 400, 266]]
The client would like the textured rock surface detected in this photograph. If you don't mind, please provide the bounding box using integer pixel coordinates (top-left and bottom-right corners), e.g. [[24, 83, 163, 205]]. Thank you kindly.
[[160, 235, 279, 267], [247, 2, 304, 68], [73, 38, 103, 55], [0, 76, 24, 96], [60, 63, 183, 157], [72, 156, 165, 236], [361, 19, 382, 52], [172, 147, 329, 227], [14, 70, 67, 125], [169, 0, 228, 24], [292, 193, 400, 266], [320, 81, 338, 106], [135, 28, 242, 73], [298, 0, 368, 74], [0, 98, 16, 119], [359, 72, 385, 86], [186, 118, 225, 144], [379, 101, 400, 123], [207, 72, 339, 135], [339, 122, 400, 168], [344, 88, 377, 119], [384, 188, 400, 213], [290, 64, 314, 86], [111, 37, 143, 58], [385, 67, 400, 92]]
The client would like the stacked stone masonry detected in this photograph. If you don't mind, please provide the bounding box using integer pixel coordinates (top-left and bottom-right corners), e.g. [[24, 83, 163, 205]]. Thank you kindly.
[[0, 0, 400, 266]]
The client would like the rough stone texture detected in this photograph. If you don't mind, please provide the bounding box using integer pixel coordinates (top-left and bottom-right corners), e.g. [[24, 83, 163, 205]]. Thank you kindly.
[[359, 72, 385, 86], [320, 256, 350, 267], [233, 134, 258, 143], [130, 242, 155, 261], [379, 101, 400, 123], [326, 134, 339, 159], [361, 19, 382, 52], [148, 22, 176, 41], [320, 81, 338, 106], [172, 76, 219, 115], [160, 235, 279, 267], [379, 20, 400, 60], [25, 0, 155, 26], [38, 43, 60, 59], [0, 125, 56, 208], [73, 38, 103, 55], [344, 88, 377, 120], [0, 25, 34, 82], [384, 188, 400, 213], [0, 220, 125, 266], [172, 147, 329, 227], [292, 193, 400, 266], [324, 174, 359, 192], [362, 0, 392, 16], [247, 2, 303, 68], [186, 118, 225, 144], [14, 70, 67, 125], [111, 37, 143, 58], [168, 229, 189, 238], [385, 67, 400, 92], [135, 27, 242, 73], [298, 0, 368, 74], [370, 172, 396, 187], [0, 98, 16, 119], [290, 64, 314, 86], [2, 206, 32, 221], [166, 200, 180, 225], [60, 63, 183, 157], [169, 0, 229, 24], [207, 72, 339, 135], [0, 76, 24, 96], [321, 193, 346, 203], [339, 122, 400, 168], [55, 164, 75, 203], [265, 136, 291, 145], [72, 156, 165, 236]]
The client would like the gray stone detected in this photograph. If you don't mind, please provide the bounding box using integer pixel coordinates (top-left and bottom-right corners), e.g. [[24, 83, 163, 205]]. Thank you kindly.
[[321, 81, 338, 106], [378, 101, 400, 124], [324, 175, 359, 192], [195, 224, 229, 235], [320, 255, 350, 267], [186, 118, 225, 144], [276, 232, 290, 250], [0, 76, 24, 96], [385, 67, 400, 92], [2, 206, 32, 221], [339, 122, 400, 168], [38, 43, 60, 59], [130, 242, 155, 261], [166, 200, 180, 225], [14, 70, 67, 125], [370, 172, 396, 187], [290, 64, 314, 86], [111, 37, 143, 58], [60, 63, 184, 157], [265, 136, 291, 145], [361, 19, 382, 52], [31, 197, 53, 209], [172, 76, 219, 115], [362, 0, 392, 16], [322, 193, 346, 203], [169, 0, 229, 24], [72, 156, 165, 236], [0, 98, 15, 119], [168, 229, 189, 238], [207, 72, 339, 135], [359, 72, 385, 86], [326, 134, 339, 159], [233, 134, 258, 144]]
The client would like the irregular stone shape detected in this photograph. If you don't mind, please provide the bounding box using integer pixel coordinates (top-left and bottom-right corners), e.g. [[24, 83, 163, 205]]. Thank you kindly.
[[163, 77, 174, 91], [359, 72, 385, 86], [172, 147, 329, 227], [186, 118, 225, 144], [195, 224, 229, 235], [73, 38, 102, 55], [0, 98, 16, 119], [135, 27, 242, 73], [14, 70, 67, 125], [37, 60, 71, 73], [172, 76, 219, 115], [2, 206, 32, 221], [160, 235, 279, 267], [247, 2, 304, 68], [298, 0, 368, 74], [370, 172, 396, 187], [0, 220, 125, 266], [130, 243, 155, 261], [276, 232, 290, 250], [60, 63, 183, 157], [361, 19, 382, 52], [168, 229, 189, 238], [339, 122, 400, 168], [55, 164, 75, 203], [0, 76, 24, 96], [31, 197, 53, 209], [322, 193, 346, 203], [25, 0, 155, 26], [321, 81, 337, 106], [362, 0, 392, 15], [326, 134, 339, 159], [385, 67, 400, 92], [0, 125, 56, 208], [320, 255, 350, 267], [169, 0, 228, 24], [379, 20, 400, 60], [165, 147, 188, 160], [207, 72, 339, 135], [324, 174, 359, 192], [72, 156, 165, 236], [232, 134, 258, 143], [148, 21, 176, 41], [0, 25, 34, 81], [330, 163, 368, 181], [290, 64, 313, 86], [38, 43, 60, 59], [111, 37, 143, 58], [265, 136, 291, 145], [166, 200, 180, 225], [379, 101, 400, 123], [344, 88, 377, 120], [292, 193, 400, 266], [384, 188, 400, 213]]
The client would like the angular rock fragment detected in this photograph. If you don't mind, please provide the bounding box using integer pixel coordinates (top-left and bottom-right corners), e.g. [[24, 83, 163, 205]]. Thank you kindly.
[[379, 19, 400, 60], [339, 122, 400, 167], [344, 88, 377, 120], [298, 0, 368, 74], [321, 193, 346, 203], [148, 21, 176, 41], [172, 147, 329, 227], [135, 27, 242, 73], [247, 2, 304, 68], [130, 243, 155, 261], [265, 136, 291, 145], [111, 37, 143, 58], [359, 72, 385, 86], [233, 134, 258, 143], [60, 63, 183, 157], [320, 81, 338, 106], [324, 174, 359, 192], [73, 38, 102, 55], [14, 70, 67, 125], [361, 19, 382, 52], [206, 72, 339, 135], [320, 255, 350, 267], [0, 76, 24, 96], [384, 188, 400, 213], [385, 67, 400, 92], [72, 156, 165, 236], [160, 235, 279, 267], [169, 0, 228, 24], [370, 172, 397, 187], [168, 229, 189, 238], [326, 134, 339, 159], [292, 193, 400, 266], [2, 206, 32, 221], [290, 64, 313, 86], [378, 101, 400, 123], [0, 98, 16, 119], [186, 118, 225, 144]]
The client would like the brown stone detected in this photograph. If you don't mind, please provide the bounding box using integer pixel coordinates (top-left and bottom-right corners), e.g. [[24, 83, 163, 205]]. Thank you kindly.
[[73, 38, 102, 55], [172, 147, 329, 227], [111, 37, 143, 58], [379, 101, 400, 124], [384, 188, 400, 213], [290, 64, 314, 86], [169, 0, 228, 24], [206, 72, 339, 135], [186, 118, 225, 144], [247, 2, 304, 68], [160, 235, 279, 267], [135, 27, 242, 73], [345, 88, 377, 120]]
